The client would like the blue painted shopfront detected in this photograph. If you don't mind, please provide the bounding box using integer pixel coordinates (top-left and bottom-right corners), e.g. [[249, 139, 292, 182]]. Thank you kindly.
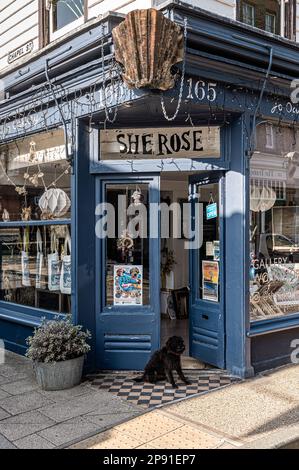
[[1, 2, 299, 377]]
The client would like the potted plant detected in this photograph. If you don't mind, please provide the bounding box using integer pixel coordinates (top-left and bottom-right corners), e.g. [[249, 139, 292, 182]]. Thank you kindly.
[[26, 318, 91, 391]]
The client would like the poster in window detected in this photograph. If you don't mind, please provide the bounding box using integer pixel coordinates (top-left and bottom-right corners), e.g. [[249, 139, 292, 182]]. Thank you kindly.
[[202, 261, 219, 302], [113, 265, 143, 305]]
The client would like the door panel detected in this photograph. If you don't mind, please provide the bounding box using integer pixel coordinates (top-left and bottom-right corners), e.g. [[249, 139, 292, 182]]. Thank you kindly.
[[96, 177, 160, 370], [189, 173, 225, 368]]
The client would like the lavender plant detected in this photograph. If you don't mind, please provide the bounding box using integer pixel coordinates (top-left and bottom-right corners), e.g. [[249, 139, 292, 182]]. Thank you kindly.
[[26, 318, 91, 363]]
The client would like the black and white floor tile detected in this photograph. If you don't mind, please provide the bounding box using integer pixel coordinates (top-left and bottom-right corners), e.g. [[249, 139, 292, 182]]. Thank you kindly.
[[87, 370, 239, 408]]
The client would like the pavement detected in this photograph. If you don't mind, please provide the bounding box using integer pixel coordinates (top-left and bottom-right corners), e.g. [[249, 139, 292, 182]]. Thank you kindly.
[[70, 364, 299, 450], [0, 351, 141, 449], [0, 350, 299, 449]]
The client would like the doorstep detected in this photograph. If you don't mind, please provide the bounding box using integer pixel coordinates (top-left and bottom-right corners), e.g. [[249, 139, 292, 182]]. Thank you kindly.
[[86, 369, 240, 409]]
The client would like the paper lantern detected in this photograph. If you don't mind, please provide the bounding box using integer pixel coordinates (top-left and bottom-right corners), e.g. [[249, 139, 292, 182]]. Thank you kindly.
[[38, 188, 70, 218], [250, 184, 276, 213]]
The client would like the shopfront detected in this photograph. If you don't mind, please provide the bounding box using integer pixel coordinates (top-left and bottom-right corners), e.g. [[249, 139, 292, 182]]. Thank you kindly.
[[1, 3, 299, 377]]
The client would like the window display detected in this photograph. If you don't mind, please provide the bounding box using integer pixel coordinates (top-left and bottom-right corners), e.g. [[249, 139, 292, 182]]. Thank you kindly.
[[0, 130, 71, 314], [250, 124, 299, 321], [105, 184, 149, 306], [0, 224, 71, 313]]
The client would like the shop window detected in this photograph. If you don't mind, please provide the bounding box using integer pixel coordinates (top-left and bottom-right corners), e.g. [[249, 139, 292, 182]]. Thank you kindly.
[[250, 125, 299, 322], [48, 0, 85, 41], [265, 12, 276, 34], [242, 3, 255, 27], [0, 130, 71, 314], [104, 184, 149, 307]]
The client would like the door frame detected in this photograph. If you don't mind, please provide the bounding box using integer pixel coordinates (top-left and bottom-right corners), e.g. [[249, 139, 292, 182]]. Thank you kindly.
[[95, 174, 161, 370], [189, 171, 226, 368]]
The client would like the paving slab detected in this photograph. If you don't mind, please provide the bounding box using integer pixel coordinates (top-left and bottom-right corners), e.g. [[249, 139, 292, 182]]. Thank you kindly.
[[38, 383, 95, 402], [40, 390, 140, 422], [0, 433, 16, 449], [136, 424, 222, 449], [0, 378, 39, 396], [0, 408, 11, 421], [38, 416, 102, 447], [85, 410, 141, 428], [0, 391, 55, 416], [14, 434, 55, 449], [71, 428, 145, 449], [0, 410, 56, 441], [0, 389, 11, 400]]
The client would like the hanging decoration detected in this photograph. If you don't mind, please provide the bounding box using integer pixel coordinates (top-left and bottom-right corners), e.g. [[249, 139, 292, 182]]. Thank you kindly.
[[21, 206, 32, 221], [131, 188, 144, 206], [112, 8, 184, 91], [250, 183, 277, 212], [2, 209, 10, 222], [117, 229, 134, 255], [29, 140, 37, 162], [38, 188, 71, 218]]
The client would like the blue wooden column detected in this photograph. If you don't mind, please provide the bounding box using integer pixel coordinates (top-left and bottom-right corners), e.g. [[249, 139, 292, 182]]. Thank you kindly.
[[73, 120, 96, 371], [225, 115, 254, 378]]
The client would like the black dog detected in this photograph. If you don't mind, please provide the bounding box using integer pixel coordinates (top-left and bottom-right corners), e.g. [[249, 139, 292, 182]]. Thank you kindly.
[[133, 336, 190, 388]]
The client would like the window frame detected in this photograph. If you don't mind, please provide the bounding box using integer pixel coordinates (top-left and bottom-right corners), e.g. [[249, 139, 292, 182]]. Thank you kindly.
[[242, 2, 255, 27], [265, 11, 276, 34], [48, 0, 86, 42]]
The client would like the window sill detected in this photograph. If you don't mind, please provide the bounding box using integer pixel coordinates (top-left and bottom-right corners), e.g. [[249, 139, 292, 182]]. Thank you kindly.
[[0, 219, 71, 227], [0, 301, 66, 327], [248, 313, 299, 337]]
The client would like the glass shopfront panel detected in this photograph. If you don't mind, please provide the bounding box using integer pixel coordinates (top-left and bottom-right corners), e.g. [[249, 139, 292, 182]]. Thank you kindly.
[[250, 124, 299, 321], [0, 224, 71, 314], [0, 130, 71, 314]]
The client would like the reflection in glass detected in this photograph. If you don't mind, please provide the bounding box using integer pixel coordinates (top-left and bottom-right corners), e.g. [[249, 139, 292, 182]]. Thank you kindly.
[[0, 131, 71, 222], [53, 0, 84, 32], [250, 134, 299, 320]]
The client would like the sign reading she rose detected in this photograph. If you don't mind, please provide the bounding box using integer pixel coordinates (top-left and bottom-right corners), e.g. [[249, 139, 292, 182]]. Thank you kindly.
[[100, 127, 220, 160]]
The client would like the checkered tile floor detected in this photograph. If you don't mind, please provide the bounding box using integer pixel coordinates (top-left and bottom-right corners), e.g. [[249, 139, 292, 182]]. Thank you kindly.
[[87, 370, 239, 408]]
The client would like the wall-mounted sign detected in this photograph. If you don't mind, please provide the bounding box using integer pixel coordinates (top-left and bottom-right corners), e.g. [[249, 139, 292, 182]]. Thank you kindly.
[[100, 127, 220, 160], [206, 202, 217, 220], [8, 41, 34, 64]]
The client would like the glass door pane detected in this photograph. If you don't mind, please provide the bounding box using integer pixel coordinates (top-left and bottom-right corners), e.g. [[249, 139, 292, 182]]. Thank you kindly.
[[105, 183, 149, 306], [197, 182, 220, 302]]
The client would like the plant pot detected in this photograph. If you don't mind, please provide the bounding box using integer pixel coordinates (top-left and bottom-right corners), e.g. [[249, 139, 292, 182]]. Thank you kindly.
[[34, 355, 84, 391]]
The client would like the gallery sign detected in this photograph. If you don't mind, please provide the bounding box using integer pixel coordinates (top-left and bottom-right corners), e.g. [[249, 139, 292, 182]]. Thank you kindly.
[[100, 127, 220, 160]]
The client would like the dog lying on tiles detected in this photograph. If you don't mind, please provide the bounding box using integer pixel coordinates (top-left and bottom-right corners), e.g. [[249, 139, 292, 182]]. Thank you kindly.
[[133, 336, 190, 389]]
